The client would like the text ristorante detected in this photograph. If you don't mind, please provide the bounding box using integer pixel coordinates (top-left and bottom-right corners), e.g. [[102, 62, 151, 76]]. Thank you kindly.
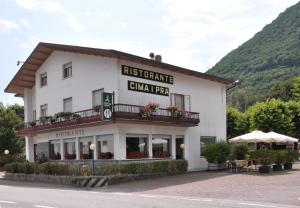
[[122, 65, 174, 84]]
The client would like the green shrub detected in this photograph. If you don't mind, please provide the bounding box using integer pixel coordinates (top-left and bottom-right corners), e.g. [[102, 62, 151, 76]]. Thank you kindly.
[[4, 160, 188, 176], [231, 144, 248, 160], [286, 150, 299, 163], [250, 150, 273, 165], [203, 142, 230, 164], [271, 150, 288, 165], [0, 154, 25, 167]]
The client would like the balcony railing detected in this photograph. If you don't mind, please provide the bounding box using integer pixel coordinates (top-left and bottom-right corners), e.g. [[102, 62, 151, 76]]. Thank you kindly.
[[17, 104, 200, 136], [17, 108, 102, 136], [113, 103, 200, 126]]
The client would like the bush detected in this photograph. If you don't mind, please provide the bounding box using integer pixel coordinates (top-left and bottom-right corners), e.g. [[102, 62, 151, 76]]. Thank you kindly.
[[4, 160, 188, 176], [232, 144, 249, 160], [0, 154, 25, 167], [286, 150, 299, 163], [203, 142, 230, 164], [271, 150, 288, 165], [250, 150, 273, 166]]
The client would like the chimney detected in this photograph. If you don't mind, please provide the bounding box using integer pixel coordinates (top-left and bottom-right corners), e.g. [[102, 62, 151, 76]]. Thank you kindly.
[[149, 52, 155, 60], [155, 55, 162, 62]]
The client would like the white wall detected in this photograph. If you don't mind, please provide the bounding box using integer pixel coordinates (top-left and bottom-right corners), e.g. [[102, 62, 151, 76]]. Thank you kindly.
[[34, 51, 119, 117]]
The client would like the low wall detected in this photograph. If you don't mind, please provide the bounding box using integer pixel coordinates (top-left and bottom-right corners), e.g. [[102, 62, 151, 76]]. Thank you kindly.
[[3, 171, 181, 188]]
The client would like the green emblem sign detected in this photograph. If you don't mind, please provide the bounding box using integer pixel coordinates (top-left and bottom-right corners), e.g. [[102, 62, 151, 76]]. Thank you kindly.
[[102, 92, 113, 120]]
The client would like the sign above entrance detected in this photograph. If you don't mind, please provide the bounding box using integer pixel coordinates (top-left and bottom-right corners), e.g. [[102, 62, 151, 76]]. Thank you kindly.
[[122, 65, 174, 84], [128, 80, 169, 96], [102, 92, 113, 120]]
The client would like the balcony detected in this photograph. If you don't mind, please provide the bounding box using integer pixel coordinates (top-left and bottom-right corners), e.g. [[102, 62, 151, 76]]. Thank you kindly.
[[17, 104, 200, 136], [114, 104, 200, 126]]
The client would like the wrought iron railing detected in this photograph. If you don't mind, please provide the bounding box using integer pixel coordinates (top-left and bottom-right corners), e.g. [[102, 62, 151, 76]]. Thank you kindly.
[[113, 103, 200, 124], [17, 107, 102, 131]]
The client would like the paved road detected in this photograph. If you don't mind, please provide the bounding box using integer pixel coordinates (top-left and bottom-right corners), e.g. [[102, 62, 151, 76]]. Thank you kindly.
[[0, 180, 299, 208]]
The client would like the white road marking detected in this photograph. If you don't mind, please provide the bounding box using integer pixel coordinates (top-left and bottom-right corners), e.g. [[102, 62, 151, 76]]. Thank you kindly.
[[34, 205, 57, 208], [0, 200, 16, 204], [240, 202, 278, 208]]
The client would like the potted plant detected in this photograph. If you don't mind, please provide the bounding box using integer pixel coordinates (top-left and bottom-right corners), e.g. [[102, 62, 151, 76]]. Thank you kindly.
[[272, 150, 287, 171], [203, 142, 230, 170], [284, 150, 299, 170], [139, 103, 159, 118], [72, 113, 81, 122], [167, 106, 184, 118], [93, 105, 101, 112], [49, 116, 57, 124], [30, 121, 36, 127], [256, 150, 272, 173], [232, 144, 248, 160]]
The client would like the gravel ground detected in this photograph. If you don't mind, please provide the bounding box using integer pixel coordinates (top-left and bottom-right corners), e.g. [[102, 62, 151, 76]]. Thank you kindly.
[[103, 162, 300, 206]]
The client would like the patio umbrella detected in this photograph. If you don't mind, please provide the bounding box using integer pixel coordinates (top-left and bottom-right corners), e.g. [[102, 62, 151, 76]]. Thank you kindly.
[[266, 131, 299, 143], [228, 130, 272, 143], [152, 138, 168, 144]]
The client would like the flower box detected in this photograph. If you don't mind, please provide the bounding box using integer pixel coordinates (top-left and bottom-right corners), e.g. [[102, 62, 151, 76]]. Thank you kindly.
[[65, 154, 76, 160], [153, 151, 171, 158], [99, 152, 113, 159], [127, 152, 148, 159]]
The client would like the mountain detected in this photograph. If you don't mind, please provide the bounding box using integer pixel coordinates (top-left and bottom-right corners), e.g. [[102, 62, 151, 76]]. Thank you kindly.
[[207, 2, 300, 111]]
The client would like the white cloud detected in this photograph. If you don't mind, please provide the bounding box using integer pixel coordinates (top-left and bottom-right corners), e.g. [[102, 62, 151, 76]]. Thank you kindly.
[[15, 0, 63, 12], [65, 15, 85, 33], [19, 18, 30, 28], [15, 0, 85, 33], [161, 0, 299, 72], [0, 18, 19, 32]]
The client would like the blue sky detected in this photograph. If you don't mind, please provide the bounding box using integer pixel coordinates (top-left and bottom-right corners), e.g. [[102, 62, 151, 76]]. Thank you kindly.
[[0, 0, 299, 105]]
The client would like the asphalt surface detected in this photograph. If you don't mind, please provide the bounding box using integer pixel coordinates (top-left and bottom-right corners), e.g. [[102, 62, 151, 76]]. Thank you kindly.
[[0, 181, 298, 208], [1, 163, 300, 208]]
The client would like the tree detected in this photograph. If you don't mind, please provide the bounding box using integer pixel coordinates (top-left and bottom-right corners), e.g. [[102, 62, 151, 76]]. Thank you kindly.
[[0, 103, 24, 154], [286, 100, 300, 139], [267, 82, 293, 101], [247, 99, 293, 135], [227, 107, 249, 140], [292, 76, 300, 100]]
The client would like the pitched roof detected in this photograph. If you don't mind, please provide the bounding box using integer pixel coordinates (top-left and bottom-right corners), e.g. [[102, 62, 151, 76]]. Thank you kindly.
[[5, 42, 233, 97]]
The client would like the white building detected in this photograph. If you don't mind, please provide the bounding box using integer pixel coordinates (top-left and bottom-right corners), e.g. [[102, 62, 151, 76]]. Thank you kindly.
[[5, 43, 231, 171]]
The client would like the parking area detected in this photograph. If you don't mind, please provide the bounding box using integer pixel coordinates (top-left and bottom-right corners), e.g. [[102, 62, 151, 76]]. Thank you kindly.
[[103, 163, 300, 206]]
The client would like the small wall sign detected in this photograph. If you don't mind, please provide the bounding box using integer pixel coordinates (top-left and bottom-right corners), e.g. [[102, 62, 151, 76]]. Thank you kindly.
[[128, 80, 169, 96], [122, 65, 173, 84], [55, 129, 85, 138], [102, 92, 113, 120]]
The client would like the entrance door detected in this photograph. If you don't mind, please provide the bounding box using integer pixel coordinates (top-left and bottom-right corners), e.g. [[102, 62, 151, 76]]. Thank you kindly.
[[176, 137, 184, 159]]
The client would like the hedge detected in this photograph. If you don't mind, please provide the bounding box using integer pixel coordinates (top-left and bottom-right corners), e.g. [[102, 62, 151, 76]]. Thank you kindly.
[[4, 160, 188, 176]]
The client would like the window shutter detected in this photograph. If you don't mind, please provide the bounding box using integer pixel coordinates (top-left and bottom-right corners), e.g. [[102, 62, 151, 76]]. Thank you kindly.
[[184, 95, 191, 111]]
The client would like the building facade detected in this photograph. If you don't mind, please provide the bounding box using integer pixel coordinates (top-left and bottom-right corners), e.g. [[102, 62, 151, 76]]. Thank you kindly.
[[5, 43, 231, 171]]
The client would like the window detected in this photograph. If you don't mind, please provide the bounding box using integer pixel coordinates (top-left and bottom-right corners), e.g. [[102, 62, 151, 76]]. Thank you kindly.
[[126, 136, 148, 159], [40, 104, 48, 117], [63, 62, 72, 79], [200, 136, 216, 156], [40, 73, 47, 87], [171, 94, 185, 110], [97, 135, 114, 159], [63, 97, 72, 112], [64, 140, 76, 160], [92, 89, 103, 108], [79, 137, 93, 159], [152, 136, 171, 158], [50, 141, 61, 160]]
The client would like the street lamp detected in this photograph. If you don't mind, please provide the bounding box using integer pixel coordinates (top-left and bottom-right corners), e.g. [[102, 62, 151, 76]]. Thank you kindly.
[[226, 80, 240, 92], [4, 149, 9, 155], [89, 143, 96, 176]]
